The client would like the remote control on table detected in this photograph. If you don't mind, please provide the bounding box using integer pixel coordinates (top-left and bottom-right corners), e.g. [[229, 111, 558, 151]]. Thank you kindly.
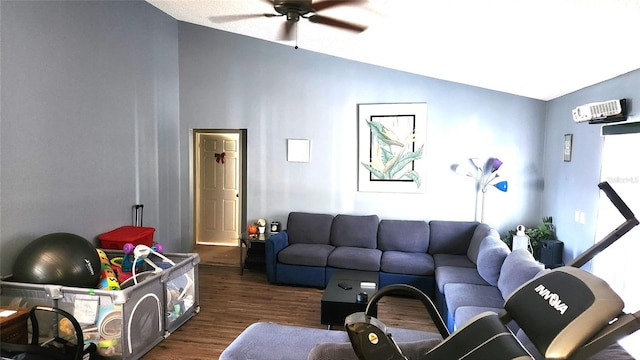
[[338, 282, 352, 290]]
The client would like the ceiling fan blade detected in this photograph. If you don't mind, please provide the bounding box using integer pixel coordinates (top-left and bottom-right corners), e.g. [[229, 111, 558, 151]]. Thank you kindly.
[[308, 14, 367, 32], [209, 13, 276, 23], [311, 0, 367, 12], [278, 21, 296, 41]]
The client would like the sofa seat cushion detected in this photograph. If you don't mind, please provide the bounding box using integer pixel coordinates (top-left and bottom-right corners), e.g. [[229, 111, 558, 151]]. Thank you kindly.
[[377, 220, 430, 252], [435, 266, 488, 292], [287, 212, 335, 245], [444, 283, 504, 316], [278, 243, 335, 267], [330, 214, 380, 248], [380, 251, 434, 276], [433, 254, 475, 268], [327, 246, 382, 271], [454, 306, 502, 330]]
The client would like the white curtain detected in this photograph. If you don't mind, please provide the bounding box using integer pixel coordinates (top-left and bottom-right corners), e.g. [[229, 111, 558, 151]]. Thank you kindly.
[[593, 132, 640, 356]]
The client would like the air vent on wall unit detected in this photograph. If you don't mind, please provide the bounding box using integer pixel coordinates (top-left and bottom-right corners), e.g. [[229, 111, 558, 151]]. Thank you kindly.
[[572, 98, 628, 124]]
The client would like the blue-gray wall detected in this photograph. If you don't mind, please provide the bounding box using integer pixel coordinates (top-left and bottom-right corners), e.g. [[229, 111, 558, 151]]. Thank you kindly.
[[542, 69, 640, 265], [0, 0, 180, 275], [2, 0, 637, 277], [177, 22, 546, 242]]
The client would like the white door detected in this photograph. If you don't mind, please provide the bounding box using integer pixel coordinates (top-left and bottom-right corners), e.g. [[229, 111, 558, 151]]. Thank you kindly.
[[195, 132, 241, 246]]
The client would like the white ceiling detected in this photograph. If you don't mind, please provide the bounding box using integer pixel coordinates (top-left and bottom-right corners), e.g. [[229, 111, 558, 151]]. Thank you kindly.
[[146, 0, 640, 100]]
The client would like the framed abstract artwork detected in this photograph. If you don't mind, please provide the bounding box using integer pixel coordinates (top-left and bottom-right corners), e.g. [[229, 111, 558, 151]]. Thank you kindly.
[[358, 103, 427, 193]]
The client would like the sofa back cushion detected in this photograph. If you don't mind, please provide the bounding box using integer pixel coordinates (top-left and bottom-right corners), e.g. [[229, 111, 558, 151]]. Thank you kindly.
[[476, 237, 511, 286], [378, 220, 429, 252], [497, 249, 545, 299], [287, 212, 334, 245], [330, 214, 380, 248], [428, 221, 479, 255], [467, 223, 500, 265]]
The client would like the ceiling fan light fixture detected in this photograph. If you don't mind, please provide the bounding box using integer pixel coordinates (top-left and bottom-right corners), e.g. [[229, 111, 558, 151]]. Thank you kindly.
[[286, 12, 300, 22]]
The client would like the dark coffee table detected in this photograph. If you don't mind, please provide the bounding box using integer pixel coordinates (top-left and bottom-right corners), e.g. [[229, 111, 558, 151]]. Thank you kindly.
[[321, 269, 378, 329]]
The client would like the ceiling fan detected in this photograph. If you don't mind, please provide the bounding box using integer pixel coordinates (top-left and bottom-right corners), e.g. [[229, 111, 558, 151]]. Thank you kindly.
[[210, 0, 369, 41]]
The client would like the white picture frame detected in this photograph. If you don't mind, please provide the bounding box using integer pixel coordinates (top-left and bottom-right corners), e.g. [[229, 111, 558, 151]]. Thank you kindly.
[[358, 103, 427, 193], [287, 139, 311, 162]]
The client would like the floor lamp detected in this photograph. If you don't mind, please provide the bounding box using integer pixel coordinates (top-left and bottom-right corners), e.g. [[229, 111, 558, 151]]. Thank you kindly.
[[453, 157, 508, 222]]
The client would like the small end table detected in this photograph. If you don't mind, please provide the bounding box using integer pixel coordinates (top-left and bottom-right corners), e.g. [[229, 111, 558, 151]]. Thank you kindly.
[[240, 237, 267, 274]]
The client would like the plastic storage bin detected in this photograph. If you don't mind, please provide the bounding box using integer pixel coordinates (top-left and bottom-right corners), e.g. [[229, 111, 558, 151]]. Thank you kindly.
[[98, 226, 155, 250], [0, 252, 199, 360]]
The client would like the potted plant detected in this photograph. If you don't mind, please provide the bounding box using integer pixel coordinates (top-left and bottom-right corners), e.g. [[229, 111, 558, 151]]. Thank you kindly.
[[502, 216, 555, 260]]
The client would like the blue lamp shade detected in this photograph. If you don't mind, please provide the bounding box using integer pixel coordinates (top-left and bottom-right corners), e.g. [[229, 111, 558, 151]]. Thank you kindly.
[[493, 181, 508, 192]]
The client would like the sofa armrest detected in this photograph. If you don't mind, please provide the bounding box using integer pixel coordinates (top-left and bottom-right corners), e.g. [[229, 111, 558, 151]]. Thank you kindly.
[[266, 230, 289, 283]]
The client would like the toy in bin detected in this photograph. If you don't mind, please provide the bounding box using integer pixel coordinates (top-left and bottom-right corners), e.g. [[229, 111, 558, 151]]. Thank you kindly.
[[119, 243, 175, 286], [96, 248, 120, 290]]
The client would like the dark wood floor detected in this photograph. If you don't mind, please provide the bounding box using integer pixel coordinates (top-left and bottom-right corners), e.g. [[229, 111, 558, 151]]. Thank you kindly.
[[143, 263, 438, 359]]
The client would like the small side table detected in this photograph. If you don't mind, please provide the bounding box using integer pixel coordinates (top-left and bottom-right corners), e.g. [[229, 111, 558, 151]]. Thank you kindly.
[[0, 307, 30, 345], [240, 237, 267, 274]]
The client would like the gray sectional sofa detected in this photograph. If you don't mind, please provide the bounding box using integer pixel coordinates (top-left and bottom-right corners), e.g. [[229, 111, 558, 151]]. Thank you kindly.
[[265, 212, 547, 332]]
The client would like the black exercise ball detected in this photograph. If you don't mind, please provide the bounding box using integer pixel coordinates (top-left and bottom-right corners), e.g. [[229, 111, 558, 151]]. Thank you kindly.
[[13, 232, 101, 288]]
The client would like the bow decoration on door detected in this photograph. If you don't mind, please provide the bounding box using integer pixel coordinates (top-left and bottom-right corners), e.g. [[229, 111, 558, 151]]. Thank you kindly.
[[215, 152, 226, 164]]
